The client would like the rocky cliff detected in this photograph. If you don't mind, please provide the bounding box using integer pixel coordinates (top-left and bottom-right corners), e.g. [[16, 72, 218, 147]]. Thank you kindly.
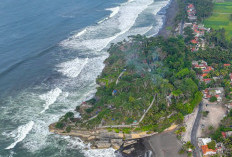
[[49, 123, 157, 151]]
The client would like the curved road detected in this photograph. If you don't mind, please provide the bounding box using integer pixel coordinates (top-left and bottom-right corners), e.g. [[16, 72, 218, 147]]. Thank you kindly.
[[191, 102, 203, 157]]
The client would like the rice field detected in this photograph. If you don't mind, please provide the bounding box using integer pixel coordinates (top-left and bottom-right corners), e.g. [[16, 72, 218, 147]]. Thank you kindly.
[[203, 1, 232, 40]]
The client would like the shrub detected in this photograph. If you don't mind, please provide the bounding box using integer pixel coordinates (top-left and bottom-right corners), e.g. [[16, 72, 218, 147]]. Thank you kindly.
[[114, 128, 120, 133], [207, 140, 216, 150], [85, 108, 94, 113], [122, 128, 131, 134], [209, 96, 217, 102], [65, 112, 74, 119], [178, 148, 185, 154], [126, 118, 134, 124], [107, 128, 112, 132], [75, 106, 80, 111], [202, 111, 209, 117], [55, 122, 65, 129], [66, 126, 72, 133]]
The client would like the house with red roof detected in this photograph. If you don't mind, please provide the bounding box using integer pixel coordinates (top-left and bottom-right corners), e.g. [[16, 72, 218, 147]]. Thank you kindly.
[[222, 132, 226, 138], [202, 66, 213, 73], [201, 145, 217, 156], [203, 88, 224, 102], [223, 64, 230, 67], [191, 39, 198, 44], [188, 4, 194, 9]]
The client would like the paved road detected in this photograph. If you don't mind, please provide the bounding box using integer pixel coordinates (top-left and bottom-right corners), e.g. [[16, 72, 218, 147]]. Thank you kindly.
[[191, 102, 203, 157], [180, 19, 184, 35]]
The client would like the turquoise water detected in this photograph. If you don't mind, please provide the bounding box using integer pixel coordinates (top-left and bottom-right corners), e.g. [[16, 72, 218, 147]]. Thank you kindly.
[[0, 0, 170, 156]]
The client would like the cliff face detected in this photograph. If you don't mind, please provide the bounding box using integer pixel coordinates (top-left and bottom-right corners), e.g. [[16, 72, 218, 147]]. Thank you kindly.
[[49, 123, 157, 150]]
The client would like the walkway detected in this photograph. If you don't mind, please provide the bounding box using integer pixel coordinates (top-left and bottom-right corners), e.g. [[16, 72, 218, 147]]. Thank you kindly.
[[116, 70, 125, 85], [97, 96, 156, 129], [191, 102, 203, 157]]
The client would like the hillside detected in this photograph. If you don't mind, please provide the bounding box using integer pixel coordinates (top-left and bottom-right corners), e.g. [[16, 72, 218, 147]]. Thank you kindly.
[[54, 35, 202, 134]]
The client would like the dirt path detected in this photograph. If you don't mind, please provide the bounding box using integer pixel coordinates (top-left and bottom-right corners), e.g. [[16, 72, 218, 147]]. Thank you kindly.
[[116, 71, 125, 85]]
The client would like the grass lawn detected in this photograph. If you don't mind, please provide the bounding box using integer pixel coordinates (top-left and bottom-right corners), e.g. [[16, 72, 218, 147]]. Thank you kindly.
[[203, 1, 232, 40]]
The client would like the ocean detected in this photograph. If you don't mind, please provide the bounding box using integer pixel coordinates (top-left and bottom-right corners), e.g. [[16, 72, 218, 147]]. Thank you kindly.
[[0, 0, 170, 156]]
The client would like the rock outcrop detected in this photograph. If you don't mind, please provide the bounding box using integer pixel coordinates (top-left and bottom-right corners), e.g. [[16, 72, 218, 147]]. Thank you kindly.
[[49, 123, 157, 150]]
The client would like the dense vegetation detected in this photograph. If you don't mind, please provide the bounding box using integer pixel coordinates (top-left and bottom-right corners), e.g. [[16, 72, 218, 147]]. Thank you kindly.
[[195, 28, 232, 64], [58, 35, 203, 132], [174, 0, 187, 25], [191, 0, 213, 22]]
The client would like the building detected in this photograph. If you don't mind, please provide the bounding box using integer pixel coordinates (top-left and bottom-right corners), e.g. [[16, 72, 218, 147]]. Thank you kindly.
[[198, 138, 212, 146], [222, 131, 232, 138], [224, 64, 231, 67], [198, 138, 218, 156], [201, 145, 217, 156], [192, 60, 214, 83], [203, 88, 224, 102], [192, 60, 208, 69]]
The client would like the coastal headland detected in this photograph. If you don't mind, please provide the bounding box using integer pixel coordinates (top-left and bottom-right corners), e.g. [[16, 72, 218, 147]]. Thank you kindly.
[[49, 0, 202, 156]]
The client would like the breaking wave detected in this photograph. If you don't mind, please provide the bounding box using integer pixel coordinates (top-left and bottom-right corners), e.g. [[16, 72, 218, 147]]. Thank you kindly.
[[5, 121, 34, 150], [40, 88, 62, 113], [60, 0, 154, 51], [57, 57, 89, 78]]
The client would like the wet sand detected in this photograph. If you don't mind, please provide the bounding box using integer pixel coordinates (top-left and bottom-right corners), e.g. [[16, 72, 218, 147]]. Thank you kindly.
[[157, 0, 179, 38]]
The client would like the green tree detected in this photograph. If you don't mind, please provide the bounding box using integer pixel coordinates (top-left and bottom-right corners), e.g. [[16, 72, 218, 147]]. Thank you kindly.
[[55, 122, 65, 129], [207, 140, 216, 150], [209, 96, 217, 102], [184, 26, 194, 43], [66, 126, 72, 133], [182, 141, 195, 151]]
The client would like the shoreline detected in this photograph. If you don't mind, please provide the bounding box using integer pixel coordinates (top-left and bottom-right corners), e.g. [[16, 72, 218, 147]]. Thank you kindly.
[[157, 0, 179, 38]]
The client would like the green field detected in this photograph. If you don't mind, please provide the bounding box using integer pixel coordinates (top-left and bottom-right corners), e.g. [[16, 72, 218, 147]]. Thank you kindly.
[[204, 1, 232, 40]]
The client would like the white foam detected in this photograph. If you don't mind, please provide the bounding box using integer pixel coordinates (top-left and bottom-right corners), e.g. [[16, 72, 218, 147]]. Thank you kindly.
[[5, 121, 34, 150], [40, 88, 62, 113], [98, 7, 120, 24], [57, 57, 88, 78], [106, 7, 120, 18], [153, 1, 170, 15], [60, 0, 154, 51], [74, 28, 87, 38], [127, 0, 135, 3], [64, 136, 116, 157]]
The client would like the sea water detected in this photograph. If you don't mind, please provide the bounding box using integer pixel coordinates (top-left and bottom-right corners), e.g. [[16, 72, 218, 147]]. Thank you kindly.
[[0, 0, 170, 156]]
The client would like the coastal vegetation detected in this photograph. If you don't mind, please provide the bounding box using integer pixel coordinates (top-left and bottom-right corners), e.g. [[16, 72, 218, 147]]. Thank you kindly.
[[55, 35, 202, 133]]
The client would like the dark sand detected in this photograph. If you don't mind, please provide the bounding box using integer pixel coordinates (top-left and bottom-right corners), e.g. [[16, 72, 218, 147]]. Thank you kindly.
[[119, 131, 184, 157], [146, 131, 185, 157], [157, 0, 179, 38]]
